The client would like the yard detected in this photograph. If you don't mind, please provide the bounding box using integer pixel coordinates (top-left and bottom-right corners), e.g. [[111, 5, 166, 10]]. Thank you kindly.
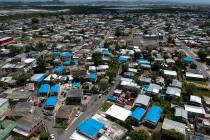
[[101, 102, 112, 112]]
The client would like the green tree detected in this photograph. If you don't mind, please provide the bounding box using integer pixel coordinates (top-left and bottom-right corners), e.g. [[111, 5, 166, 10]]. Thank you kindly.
[[122, 64, 129, 73], [15, 73, 30, 85], [190, 63, 197, 69], [34, 57, 47, 73], [36, 42, 47, 51], [134, 52, 141, 61], [151, 131, 161, 140], [9, 47, 21, 57], [31, 17, 39, 24], [206, 59, 210, 65], [92, 53, 103, 66], [198, 49, 207, 62], [40, 131, 50, 140], [98, 79, 109, 91], [162, 129, 185, 140], [182, 82, 197, 102], [90, 86, 98, 94], [128, 130, 149, 140]]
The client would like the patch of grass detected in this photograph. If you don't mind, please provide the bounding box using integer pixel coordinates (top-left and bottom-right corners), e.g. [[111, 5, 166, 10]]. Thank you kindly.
[[101, 102, 112, 112], [186, 80, 208, 86], [193, 89, 210, 97]]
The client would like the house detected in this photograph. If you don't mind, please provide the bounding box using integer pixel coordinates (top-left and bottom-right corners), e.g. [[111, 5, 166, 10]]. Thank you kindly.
[[203, 96, 210, 113], [44, 96, 57, 109], [87, 73, 97, 82], [66, 89, 83, 105], [13, 115, 44, 137], [134, 94, 151, 109], [92, 114, 128, 140], [120, 78, 140, 91], [130, 107, 146, 122], [4, 87, 32, 103], [105, 104, 131, 121], [76, 118, 105, 139], [38, 84, 50, 96], [186, 72, 204, 80], [10, 102, 32, 118], [50, 84, 61, 96], [139, 76, 151, 84], [175, 107, 188, 124], [0, 120, 15, 140], [30, 73, 45, 83], [163, 70, 177, 77], [146, 83, 162, 95], [190, 95, 202, 106], [171, 79, 182, 88], [195, 117, 210, 135], [166, 87, 181, 97], [185, 105, 205, 118], [55, 105, 76, 127], [162, 118, 186, 135], [0, 98, 10, 118], [144, 105, 163, 127]]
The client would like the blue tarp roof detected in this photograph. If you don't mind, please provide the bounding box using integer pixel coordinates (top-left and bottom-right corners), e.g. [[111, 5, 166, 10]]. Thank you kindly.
[[50, 84, 60, 93], [182, 57, 193, 62], [63, 61, 71, 65], [107, 95, 118, 102], [54, 66, 65, 73], [51, 51, 61, 55], [73, 59, 79, 63], [38, 84, 50, 94], [102, 49, 110, 55], [72, 82, 81, 87], [145, 105, 163, 125], [77, 118, 105, 139], [44, 96, 57, 108], [137, 59, 150, 65], [118, 56, 128, 62], [62, 52, 72, 57], [88, 73, 97, 79], [131, 107, 146, 121]]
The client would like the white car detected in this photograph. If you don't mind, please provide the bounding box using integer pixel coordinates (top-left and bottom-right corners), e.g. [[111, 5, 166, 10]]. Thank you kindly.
[[75, 111, 81, 117], [50, 134, 55, 140]]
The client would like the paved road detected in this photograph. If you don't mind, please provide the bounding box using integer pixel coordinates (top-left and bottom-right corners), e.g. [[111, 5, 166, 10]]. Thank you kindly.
[[180, 42, 210, 88]]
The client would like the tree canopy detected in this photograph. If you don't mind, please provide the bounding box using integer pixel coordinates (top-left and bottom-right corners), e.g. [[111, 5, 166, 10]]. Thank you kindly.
[[128, 130, 149, 140]]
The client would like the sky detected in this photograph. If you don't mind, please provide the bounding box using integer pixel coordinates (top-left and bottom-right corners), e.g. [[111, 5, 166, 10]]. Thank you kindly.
[[0, 0, 210, 4]]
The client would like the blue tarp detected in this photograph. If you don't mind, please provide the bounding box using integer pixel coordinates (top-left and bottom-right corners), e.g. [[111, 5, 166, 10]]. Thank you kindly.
[[38, 84, 50, 94], [137, 59, 150, 65], [54, 66, 65, 73], [88, 73, 97, 80], [145, 105, 163, 125], [50, 84, 60, 94], [62, 52, 72, 57], [182, 57, 193, 62], [44, 96, 57, 108], [73, 59, 79, 63], [77, 118, 105, 139], [107, 95, 118, 102], [131, 107, 146, 121], [51, 51, 61, 55], [72, 82, 81, 87], [118, 56, 128, 62], [63, 61, 71, 65], [102, 49, 110, 55]]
